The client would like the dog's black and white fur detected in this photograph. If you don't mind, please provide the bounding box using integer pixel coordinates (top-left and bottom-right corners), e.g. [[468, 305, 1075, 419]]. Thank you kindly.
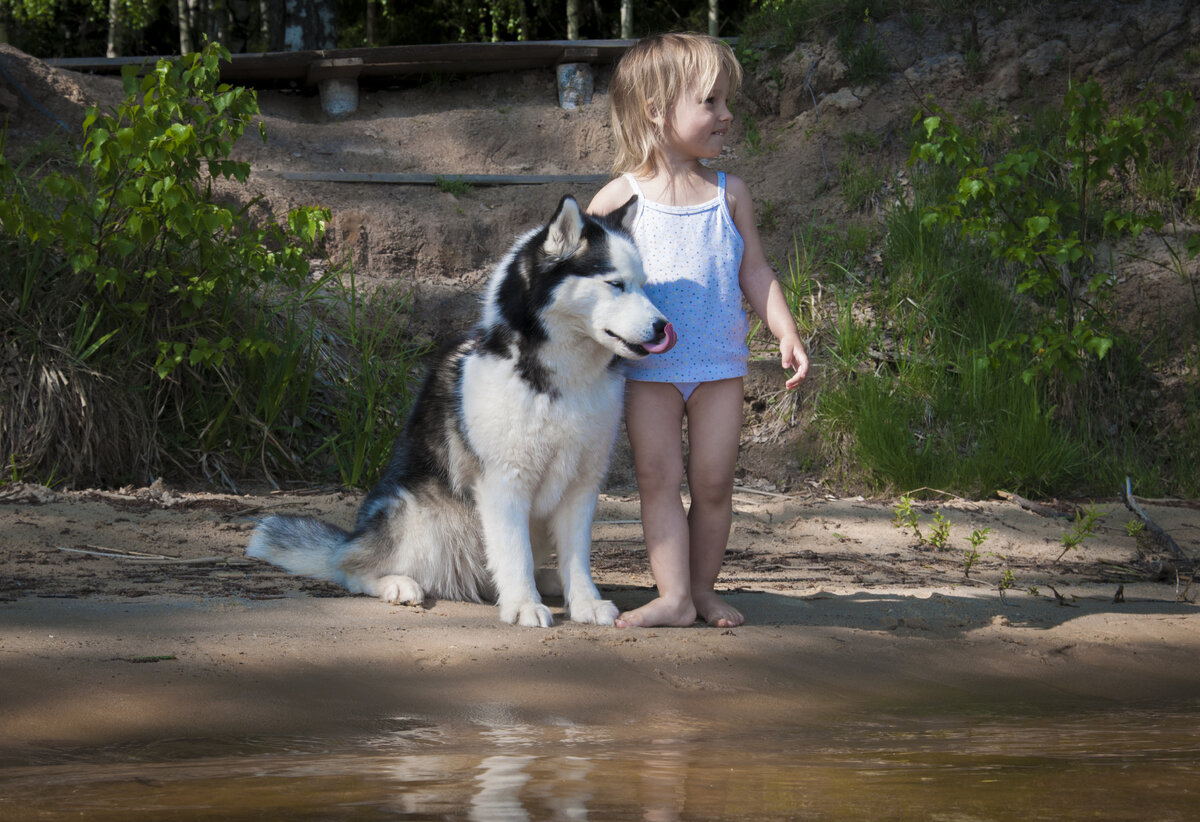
[[247, 196, 673, 627]]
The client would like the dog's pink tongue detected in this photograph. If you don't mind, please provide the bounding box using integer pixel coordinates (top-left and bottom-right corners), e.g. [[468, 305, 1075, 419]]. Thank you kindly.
[[643, 322, 677, 354]]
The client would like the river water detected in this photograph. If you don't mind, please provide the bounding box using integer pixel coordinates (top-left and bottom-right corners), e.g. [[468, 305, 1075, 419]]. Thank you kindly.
[[3, 701, 1197, 820]]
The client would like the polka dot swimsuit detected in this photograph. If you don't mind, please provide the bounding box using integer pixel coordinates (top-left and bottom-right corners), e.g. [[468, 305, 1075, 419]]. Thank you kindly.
[[623, 172, 749, 384]]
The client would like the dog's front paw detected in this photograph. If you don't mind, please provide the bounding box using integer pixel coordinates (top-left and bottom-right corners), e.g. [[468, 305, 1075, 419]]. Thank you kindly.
[[376, 575, 424, 606], [500, 600, 555, 628], [568, 597, 619, 626]]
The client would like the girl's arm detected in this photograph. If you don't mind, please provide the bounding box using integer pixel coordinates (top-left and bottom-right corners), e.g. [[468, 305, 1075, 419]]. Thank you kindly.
[[586, 176, 636, 216], [727, 174, 809, 389]]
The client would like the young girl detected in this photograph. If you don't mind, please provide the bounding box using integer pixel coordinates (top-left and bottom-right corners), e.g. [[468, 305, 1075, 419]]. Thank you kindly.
[[588, 33, 808, 629]]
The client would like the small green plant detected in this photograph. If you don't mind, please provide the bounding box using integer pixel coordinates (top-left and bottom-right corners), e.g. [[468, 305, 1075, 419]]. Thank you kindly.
[[928, 511, 952, 549], [967, 526, 992, 549], [966, 527, 991, 553], [892, 493, 923, 541], [435, 175, 473, 196], [778, 234, 821, 336], [964, 49, 984, 80], [38, 43, 327, 379], [842, 129, 881, 153], [1125, 519, 1152, 554], [839, 11, 890, 85], [962, 526, 991, 577], [998, 567, 1017, 603], [1055, 503, 1106, 562], [758, 198, 778, 233], [839, 154, 886, 211], [963, 548, 980, 577], [742, 114, 764, 155]]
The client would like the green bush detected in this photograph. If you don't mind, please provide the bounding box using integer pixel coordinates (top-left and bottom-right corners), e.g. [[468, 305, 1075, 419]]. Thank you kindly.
[[912, 80, 1196, 386], [0, 42, 426, 488]]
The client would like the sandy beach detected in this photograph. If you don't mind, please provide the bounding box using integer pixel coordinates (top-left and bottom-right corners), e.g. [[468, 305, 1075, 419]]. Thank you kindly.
[[3, 483, 1198, 758]]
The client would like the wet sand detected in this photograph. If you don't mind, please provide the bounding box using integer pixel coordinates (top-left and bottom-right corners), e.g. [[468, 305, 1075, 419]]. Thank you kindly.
[[4, 586, 1200, 756], [2, 484, 1199, 757]]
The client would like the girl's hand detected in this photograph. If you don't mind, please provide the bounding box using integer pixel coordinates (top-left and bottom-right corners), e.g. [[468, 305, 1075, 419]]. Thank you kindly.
[[781, 335, 809, 390]]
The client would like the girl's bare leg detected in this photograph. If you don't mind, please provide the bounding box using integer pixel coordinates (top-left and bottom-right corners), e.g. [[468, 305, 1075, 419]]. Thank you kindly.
[[684, 378, 745, 627], [617, 380, 697, 628]]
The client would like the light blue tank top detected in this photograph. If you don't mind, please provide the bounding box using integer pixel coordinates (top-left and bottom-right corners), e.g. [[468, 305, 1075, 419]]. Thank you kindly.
[[624, 172, 749, 383]]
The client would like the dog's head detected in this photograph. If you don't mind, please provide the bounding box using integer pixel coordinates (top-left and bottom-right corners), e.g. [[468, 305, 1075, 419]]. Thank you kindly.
[[483, 195, 675, 362]]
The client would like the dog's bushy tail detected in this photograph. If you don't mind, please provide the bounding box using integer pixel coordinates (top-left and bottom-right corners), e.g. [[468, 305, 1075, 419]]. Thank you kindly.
[[246, 515, 351, 584]]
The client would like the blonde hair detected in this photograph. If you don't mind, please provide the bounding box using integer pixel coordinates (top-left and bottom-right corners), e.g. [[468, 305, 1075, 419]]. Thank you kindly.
[[609, 33, 743, 176]]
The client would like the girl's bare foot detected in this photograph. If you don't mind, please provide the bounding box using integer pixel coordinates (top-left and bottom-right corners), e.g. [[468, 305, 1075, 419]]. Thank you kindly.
[[615, 596, 697, 628], [693, 591, 744, 627]]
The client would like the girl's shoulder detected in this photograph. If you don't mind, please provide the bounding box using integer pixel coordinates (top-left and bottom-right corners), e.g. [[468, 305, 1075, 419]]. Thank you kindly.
[[721, 171, 751, 201], [586, 176, 637, 216], [720, 170, 758, 228], [721, 172, 753, 220]]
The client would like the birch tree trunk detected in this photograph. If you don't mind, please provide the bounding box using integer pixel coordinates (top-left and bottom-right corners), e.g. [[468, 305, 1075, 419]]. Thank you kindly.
[[106, 0, 121, 56], [566, 0, 579, 40], [177, 0, 194, 54]]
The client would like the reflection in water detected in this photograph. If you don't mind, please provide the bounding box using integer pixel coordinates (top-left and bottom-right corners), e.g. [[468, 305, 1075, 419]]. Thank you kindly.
[[641, 746, 688, 822], [472, 754, 534, 821], [2, 703, 1200, 820]]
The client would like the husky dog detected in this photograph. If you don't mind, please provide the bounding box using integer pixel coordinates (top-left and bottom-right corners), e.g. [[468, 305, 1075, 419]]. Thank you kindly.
[[248, 196, 675, 627]]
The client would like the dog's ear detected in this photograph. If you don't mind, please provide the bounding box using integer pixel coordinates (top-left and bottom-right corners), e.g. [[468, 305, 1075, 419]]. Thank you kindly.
[[607, 194, 638, 234], [544, 196, 586, 260]]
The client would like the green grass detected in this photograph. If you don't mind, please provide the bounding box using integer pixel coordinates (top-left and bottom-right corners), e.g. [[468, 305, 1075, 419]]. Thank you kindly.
[[797, 158, 1192, 497], [310, 276, 430, 488], [838, 153, 886, 211], [435, 175, 473, 196]]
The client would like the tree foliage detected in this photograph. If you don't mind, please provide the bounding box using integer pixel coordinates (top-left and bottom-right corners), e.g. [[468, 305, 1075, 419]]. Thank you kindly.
[[0, 0, 756, 57], [912, 80, 1196, 385], [20, 42, 326, 377]]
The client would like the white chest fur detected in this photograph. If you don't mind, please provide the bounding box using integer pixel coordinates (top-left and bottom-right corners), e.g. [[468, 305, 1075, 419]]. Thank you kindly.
[[459, 351, 623, 514]]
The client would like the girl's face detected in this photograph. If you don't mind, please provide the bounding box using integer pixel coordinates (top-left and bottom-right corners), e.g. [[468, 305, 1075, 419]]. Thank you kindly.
[[662, 67, 734, 162]]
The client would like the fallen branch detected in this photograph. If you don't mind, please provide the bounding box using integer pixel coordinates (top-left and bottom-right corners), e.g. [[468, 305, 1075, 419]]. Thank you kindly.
[[56, 546, 253, 565], [997, 490, 1072, 519], [1122, 476, 1187, 562], [1046, 585, 1079, 607], [732, 484, 796, 500]]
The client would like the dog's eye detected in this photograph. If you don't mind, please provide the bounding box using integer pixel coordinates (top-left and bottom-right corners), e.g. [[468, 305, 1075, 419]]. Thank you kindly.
[[606, 280, 626, 292]]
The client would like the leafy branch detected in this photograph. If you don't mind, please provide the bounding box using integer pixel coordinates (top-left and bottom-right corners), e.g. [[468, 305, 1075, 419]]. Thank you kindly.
[[912, 80, 1195, 385]]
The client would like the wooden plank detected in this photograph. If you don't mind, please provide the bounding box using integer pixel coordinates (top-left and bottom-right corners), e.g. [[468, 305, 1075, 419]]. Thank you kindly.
[[561, 47, 600, 60], [280, 171, 611, 186], [46, 54, 168, 73], [47, 40, 642, 85]]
